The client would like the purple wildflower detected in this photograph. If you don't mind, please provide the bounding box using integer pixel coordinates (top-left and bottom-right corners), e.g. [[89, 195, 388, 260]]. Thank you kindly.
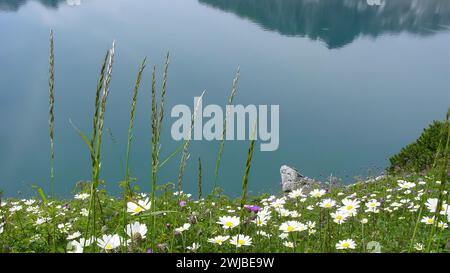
[[244, 205, 261, 213]]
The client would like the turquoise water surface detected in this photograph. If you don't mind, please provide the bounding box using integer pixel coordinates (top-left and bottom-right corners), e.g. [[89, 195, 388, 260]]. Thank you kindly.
[[0, 0, 449, 197]]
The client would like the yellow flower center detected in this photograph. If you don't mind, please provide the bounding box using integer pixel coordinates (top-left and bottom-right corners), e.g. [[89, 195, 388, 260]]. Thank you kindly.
[[238, 239, 245, 245], [427, 219, 433, 224], [225, 221, 233, 227], [342, 243, 349, 248], [325, 204, 331, 207], [134, 207, 142, 213], [106, 244, 112, 250], [287, 226, 294, 232], [346, 205, 353, 210], [336, 215, 342, 220]]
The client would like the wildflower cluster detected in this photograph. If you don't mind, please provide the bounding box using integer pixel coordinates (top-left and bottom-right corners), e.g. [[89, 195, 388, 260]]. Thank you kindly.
[[0, 174, 449, 253]]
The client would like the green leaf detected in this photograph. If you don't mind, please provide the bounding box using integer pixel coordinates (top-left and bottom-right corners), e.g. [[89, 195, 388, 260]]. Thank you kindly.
[[140, 210, 178, 217], [68, 118, 96, 157], [158, 143, 184, 169], [32, 186, 48, 204]]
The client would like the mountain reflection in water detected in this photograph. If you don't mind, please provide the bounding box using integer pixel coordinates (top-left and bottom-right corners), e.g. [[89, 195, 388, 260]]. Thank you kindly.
[[199, 0, 450, 49]]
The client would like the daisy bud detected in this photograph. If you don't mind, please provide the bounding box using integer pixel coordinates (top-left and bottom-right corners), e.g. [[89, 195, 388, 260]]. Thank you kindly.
[[157, 243, 168, 253], [101, 225, 108, 234], [188, 215, 197, 224], [132, 232, 143, 243]]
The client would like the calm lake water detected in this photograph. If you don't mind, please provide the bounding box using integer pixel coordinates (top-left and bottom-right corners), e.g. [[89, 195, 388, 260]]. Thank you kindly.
[[0, 0, 449, 197]]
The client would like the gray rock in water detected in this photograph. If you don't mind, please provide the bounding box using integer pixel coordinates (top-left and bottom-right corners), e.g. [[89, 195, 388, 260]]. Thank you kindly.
[[280, 165, 320, 193]]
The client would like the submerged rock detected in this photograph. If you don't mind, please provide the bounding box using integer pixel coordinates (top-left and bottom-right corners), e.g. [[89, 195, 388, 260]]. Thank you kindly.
[[280, 165, 321, 193]]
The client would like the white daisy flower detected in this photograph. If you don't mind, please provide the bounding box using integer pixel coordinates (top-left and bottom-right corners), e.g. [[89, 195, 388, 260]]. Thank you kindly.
[[421, 216, 435, 225], [217, 216, 240, 229], [67, 240, 84, 253], [288, 189, 305, 199], [74, 193, 90, 200], [186, 242, 200, 252], [127, 198, 151, 215], [336, 239, 356, 250], [279, 221, 306, 233], [229, 235, 252, 248], [319, 198, 336, 209], [339, 198, 360, 215], [365, 199, 381, 213], [283, 241, 294, 248], [414, 243, 424, 251], [252, 215, 270, 226], [175, 223, 191, 233], [97, 234, 121, 251], [67, 231, 81, 240], [208, 235, 230, 245], [125, 222, 148, 239], [310, 189, 326, 198], [331, 211, 350, 224]]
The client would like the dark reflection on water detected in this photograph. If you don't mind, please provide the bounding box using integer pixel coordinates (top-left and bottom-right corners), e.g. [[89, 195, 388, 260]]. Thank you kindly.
[[199, 0, 450, 49], [3, 0, 450, 48], [0, 0, 67, 12]]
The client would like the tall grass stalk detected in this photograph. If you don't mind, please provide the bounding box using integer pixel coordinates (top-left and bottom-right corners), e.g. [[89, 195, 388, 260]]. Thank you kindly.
[[120, 58, 147, 251], [158, 53, 170, 136], [74, 50, 109, 251], [213, 67, 240, 194], [82, 42, 115, 251], [150, 53, 170, 251], [124, 58, 147, 197], [198, 157, 202, 199], [177, 90, 206, 191], [240, 122, 257, 210], [239, 122, 257, 237], [241, 123, 257, 207], [90, 52, 109, 177], [94, 41, 114, 246], [48, 30, 55, 199], [150, 65, 158, 251], [48, 29, 56, 253]]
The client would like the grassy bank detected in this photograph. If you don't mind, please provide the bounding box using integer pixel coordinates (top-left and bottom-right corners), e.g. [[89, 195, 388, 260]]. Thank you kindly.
[[0, 173, 449, 253]]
